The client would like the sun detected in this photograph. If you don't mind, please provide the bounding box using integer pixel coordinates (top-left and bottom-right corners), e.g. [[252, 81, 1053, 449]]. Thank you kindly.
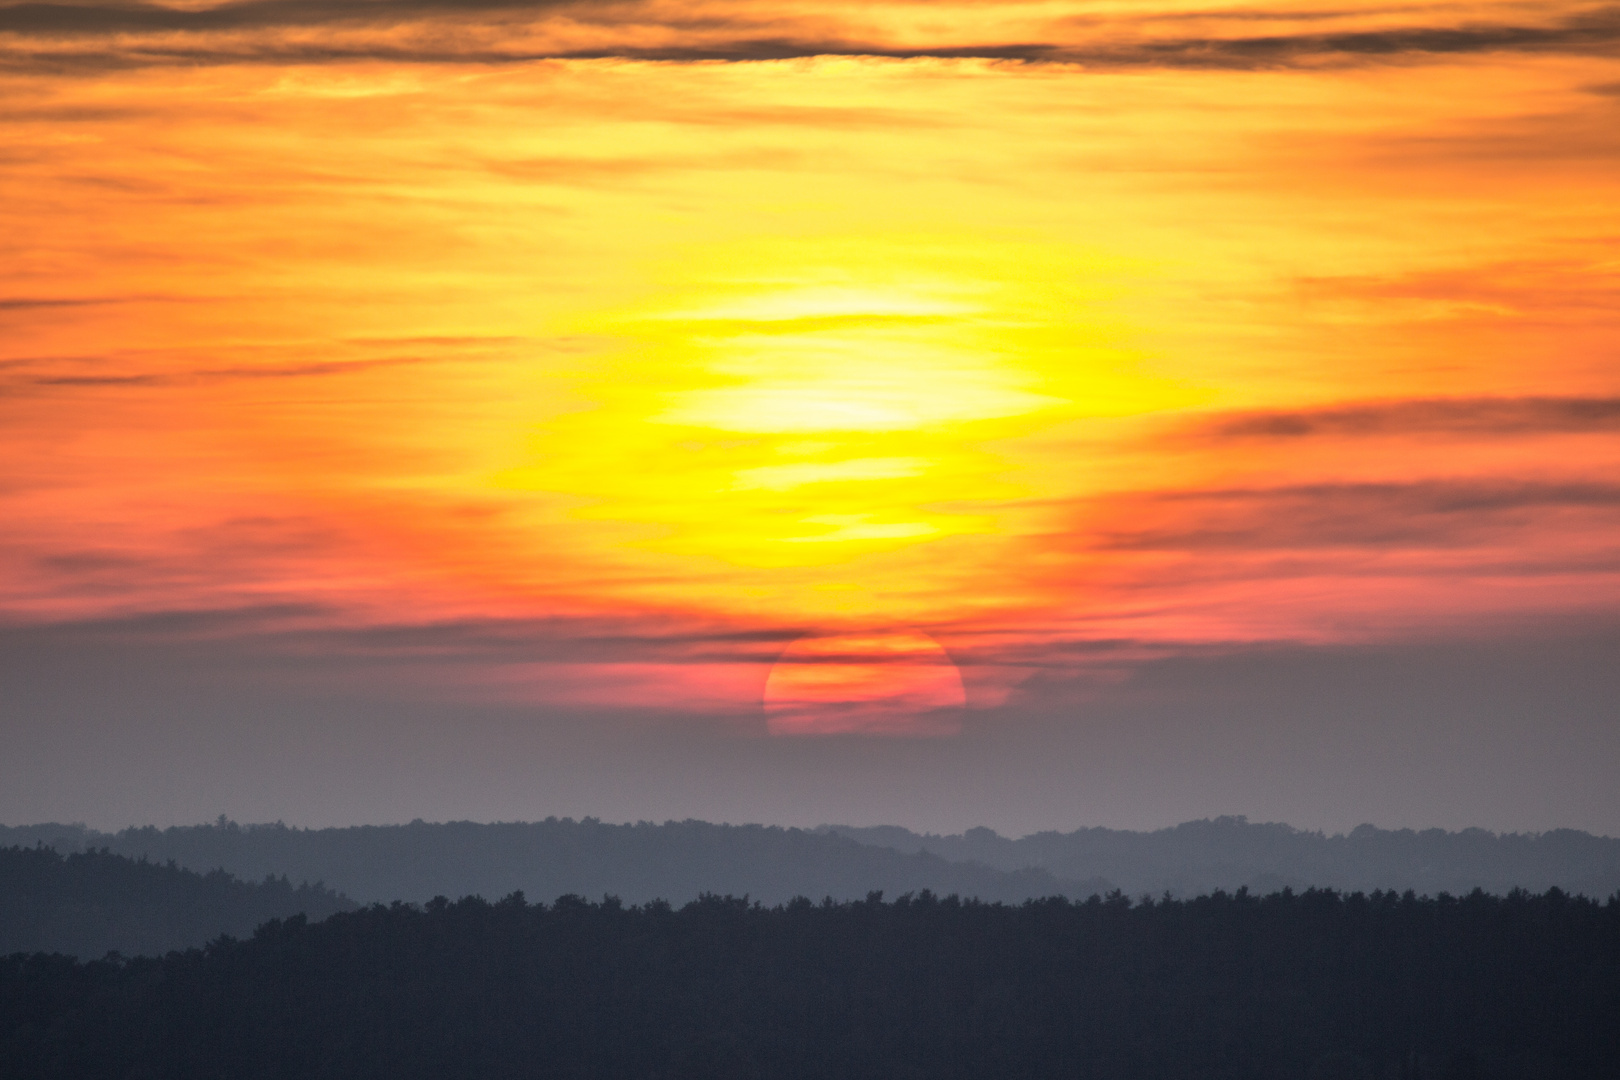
[[763, 629, 966, 736]]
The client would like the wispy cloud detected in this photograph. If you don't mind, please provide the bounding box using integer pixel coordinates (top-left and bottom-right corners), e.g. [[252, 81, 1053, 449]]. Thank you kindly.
[[0, 296, 113, 310], [3, 0, 1616, 68], [1093, 480, 1620, 552], [2, 597, 808, 667], [1, 350, 510, 391], [1193, 397, 1620, 441]]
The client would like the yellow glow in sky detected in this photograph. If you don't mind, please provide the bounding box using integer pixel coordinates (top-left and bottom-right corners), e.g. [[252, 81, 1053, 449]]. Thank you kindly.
[[2, 0, 1618, 727]]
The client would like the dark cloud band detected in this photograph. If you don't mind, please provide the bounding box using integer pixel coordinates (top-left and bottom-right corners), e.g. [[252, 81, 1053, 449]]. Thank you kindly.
[[2, 1, 1616, 68], [1198, 397, 1620, 440], [1095, 480, 1620, 552]]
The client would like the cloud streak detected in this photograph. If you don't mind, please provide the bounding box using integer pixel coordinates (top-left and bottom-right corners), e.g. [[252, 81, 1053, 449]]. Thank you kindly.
[[1092, 480, 1620, 551], [3, 0, 1617, 69], [1194, 397, 1620, 441], [0, 346, 529, 392]]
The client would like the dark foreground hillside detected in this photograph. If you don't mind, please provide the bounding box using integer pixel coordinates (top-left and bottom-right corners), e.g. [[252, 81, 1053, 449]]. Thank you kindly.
[[0, 847, 353, 958], [5, 888, 1617, 1080]]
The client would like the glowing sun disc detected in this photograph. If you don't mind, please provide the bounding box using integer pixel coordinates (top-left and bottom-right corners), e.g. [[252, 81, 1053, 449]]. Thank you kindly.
[[763, 629, 966, 736]]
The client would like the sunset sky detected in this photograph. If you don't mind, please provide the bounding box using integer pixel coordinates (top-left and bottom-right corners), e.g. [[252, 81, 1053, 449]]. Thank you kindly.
[[3, 0, 1618, 833]]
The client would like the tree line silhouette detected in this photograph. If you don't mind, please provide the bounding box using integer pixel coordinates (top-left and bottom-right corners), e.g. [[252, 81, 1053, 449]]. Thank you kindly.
[[5, 884, 1616, 1079]]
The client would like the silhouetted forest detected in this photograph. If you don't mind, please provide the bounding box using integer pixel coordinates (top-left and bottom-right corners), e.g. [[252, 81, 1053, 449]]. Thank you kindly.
[[5, 887, 1616, 1079], [0, 819, 1104, 905], [823, 817, 1620, 898], [0, 846, 353, 958]]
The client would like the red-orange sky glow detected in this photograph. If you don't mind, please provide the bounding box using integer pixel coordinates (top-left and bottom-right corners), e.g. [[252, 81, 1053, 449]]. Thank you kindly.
[[2, 0, 1618, 759]]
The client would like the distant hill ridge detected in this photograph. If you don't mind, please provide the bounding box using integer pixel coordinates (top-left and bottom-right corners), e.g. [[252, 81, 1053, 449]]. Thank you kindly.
[[821, 816, 1620, 898], [0, 818, 1107, 907], [0, 845, 354, 958], [4, 815, 1616, 910]]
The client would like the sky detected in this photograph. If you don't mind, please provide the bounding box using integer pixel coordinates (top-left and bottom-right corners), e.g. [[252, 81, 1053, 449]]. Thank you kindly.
[[2, 0, 1618, 835]]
